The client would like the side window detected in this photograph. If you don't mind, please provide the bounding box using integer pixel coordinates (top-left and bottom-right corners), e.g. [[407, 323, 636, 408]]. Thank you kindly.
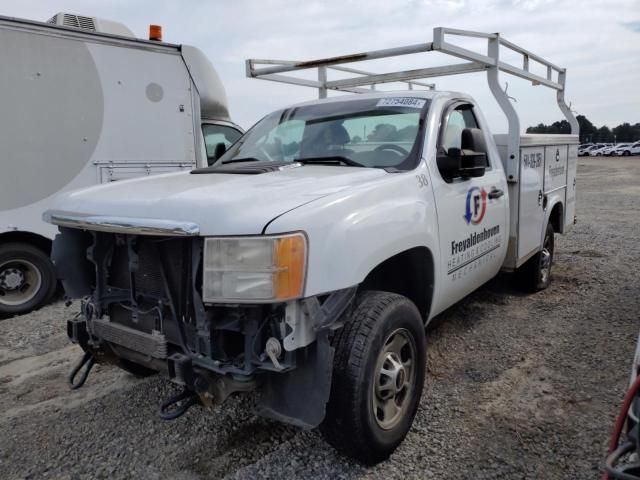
[[441, 105, 488, 167], [203, 124, 242, 165], [442, 107, 479, 152]]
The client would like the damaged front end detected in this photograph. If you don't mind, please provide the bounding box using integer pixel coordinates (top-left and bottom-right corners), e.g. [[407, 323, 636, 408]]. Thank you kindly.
[[52, 224, 354, 428]]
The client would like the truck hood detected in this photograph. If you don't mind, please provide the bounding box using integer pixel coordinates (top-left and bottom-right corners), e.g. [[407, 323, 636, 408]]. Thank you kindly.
[[47, 166, 387, 235]]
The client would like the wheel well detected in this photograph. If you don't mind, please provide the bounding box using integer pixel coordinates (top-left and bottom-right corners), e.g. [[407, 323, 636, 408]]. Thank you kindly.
[[0, 231, 53, 254], [549, 203, 563, 233], [359, 247, 434, 321]]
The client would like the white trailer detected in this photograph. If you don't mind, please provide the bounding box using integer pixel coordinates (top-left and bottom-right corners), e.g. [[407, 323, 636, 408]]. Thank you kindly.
[[0, 13, 242, 315]]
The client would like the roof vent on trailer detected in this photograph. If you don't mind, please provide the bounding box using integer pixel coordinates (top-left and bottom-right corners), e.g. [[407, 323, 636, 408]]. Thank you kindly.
[[46, 13, 135, 38]]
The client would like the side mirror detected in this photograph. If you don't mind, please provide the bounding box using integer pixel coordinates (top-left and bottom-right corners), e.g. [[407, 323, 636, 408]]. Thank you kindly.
[[451, 148, 486, 178], [436, 148, 486, 180], [436, 127, 487, 181]]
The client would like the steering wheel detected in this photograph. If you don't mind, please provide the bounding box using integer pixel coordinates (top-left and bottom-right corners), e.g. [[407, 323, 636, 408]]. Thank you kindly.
[[374, 144, 409, 156]]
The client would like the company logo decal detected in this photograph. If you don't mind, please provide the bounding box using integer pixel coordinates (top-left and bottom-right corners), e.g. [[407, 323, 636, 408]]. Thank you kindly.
[[448, 225, 501, 280], [450, 186, 501, 281], [464, 187, 487, 225]]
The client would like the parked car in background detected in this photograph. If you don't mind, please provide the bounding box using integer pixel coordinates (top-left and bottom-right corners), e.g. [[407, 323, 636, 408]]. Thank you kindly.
[[616, 141, 640, 156], [603, 145, 621, 156], [590, 146, 610, 156], [578, 144, 591, 155], [579, 145, 598, 156], [610, 143, 631, 156]]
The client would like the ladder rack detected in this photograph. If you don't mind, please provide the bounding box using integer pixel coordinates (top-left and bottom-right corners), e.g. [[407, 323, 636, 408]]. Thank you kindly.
[[246, 27, 579, 182]]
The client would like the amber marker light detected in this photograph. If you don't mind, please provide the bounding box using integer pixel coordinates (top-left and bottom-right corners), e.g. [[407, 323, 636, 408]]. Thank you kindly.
[[273, 234, 307, 300], [149, 24, 162, 41]]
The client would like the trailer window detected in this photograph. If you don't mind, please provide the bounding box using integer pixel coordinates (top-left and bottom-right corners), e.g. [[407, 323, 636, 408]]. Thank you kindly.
[[203, 124, 242, 165]]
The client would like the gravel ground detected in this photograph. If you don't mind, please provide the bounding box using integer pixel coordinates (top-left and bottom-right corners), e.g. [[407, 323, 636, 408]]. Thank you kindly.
[[1, 156, 639, 479]]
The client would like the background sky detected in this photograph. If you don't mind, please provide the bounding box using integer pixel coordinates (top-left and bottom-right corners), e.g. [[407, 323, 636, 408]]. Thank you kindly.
[[3, 0, 639, 133]]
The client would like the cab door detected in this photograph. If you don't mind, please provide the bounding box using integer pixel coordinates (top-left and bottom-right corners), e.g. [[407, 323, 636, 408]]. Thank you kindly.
[[428, 102, 508, 312]]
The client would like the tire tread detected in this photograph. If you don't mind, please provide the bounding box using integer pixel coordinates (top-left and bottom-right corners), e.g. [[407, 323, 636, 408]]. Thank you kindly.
[[321, 291, 422, 463], [0, 242, 57, 316]]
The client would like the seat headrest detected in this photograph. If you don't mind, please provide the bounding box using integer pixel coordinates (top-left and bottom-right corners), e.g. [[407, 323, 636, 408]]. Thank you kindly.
[[326, 123, 350, 145], [300, 122, 351, 157]]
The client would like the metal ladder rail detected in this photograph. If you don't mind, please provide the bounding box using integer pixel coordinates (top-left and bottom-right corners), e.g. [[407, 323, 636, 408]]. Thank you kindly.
[[433, 27, 578, 182], [246, 26, 579, 182], [245, 57, 436, 97]]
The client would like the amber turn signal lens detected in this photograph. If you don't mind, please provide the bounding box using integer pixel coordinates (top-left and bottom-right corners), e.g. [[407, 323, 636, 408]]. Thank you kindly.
[[149, 24, 162, 41], [273, 234, 306, 300]]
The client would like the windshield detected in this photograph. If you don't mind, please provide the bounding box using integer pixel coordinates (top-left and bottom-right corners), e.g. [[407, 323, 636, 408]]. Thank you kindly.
[[217, 97, 429, 170]]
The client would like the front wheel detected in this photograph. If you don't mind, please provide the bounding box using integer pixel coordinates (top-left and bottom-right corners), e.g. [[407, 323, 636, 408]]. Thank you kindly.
[[516, 222, 555, 292], [320, 291, 426, 464], [0, 243, 57, 316]]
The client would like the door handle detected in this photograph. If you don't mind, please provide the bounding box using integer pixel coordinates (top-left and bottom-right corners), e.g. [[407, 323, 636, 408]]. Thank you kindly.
[[488, 188, 504, 199]]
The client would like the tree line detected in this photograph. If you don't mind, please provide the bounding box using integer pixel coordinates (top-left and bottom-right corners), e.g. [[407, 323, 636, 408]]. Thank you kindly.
[[526, 115, 640, 143]]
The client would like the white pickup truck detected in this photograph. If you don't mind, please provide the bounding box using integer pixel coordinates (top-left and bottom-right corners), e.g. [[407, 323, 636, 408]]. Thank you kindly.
[[46, 28, 578, 463]]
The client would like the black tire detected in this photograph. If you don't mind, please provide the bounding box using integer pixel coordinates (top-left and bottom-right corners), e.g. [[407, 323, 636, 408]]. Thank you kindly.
[[624, 150, 631, 156], [516, 222, 555, 292], [0, 243, 57, 316], [320, 291, 426, 464]]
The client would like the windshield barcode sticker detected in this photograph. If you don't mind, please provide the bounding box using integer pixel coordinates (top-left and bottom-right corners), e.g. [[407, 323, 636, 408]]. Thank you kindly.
[[376, 97, 426, 109]]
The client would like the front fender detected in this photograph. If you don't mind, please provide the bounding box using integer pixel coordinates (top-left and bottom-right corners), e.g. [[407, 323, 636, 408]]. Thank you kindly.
[[265, 168, 439, 297]]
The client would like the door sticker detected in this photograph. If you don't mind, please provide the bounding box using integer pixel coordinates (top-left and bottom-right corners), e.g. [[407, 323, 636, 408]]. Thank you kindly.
[[447, 186, 502, 281], [464, 187, 487, 225]]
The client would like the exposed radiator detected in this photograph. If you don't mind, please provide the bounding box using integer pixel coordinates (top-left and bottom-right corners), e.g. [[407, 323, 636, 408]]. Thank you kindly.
[[92, 318, 168, 358]]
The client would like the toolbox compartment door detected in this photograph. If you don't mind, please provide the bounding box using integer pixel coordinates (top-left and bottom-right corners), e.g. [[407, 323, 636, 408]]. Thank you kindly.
[[564, 144, 578, 232], [543, 145, 568, 193], [518, 145, 546, 261], [497, 134, 579, 269]]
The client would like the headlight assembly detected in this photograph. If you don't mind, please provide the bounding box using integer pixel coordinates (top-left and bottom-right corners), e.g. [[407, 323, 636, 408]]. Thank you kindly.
[[202, 233, 307, 303]]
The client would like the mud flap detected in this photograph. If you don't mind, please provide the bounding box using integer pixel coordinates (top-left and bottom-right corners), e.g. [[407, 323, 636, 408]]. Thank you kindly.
[[257, 331, 333, 429]]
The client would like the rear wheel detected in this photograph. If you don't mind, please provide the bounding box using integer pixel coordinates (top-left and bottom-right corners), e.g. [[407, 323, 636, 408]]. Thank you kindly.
[[516, 222, 555, 292], [320, 291, 426, 464], [0, 243, 57, 316]]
